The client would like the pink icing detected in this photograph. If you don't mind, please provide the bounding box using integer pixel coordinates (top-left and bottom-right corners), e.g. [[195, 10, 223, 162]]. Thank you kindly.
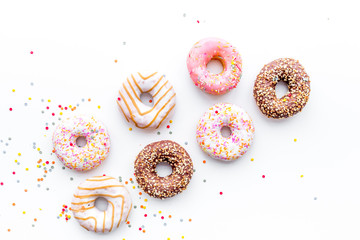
[[187, 38, 242, 95]]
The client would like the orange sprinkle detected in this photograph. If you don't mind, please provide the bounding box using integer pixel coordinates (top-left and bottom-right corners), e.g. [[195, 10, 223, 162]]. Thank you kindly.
[[7, 229, 10, 232], [125, 181, 128, 184], [88, 98, 91, 102], [12, 203, 15, 206], [114, 60, 118, 63], [24, 189, 28, 192], [203, 160, 206, 164], [34, 218, 37, 222], [189, 218, 192, 222], [168, 215, 172, 218], [126, 221, 130, 224], [139, 192, 142, 195], [142, 229, 146, 233], [129, 178, 133, 181]]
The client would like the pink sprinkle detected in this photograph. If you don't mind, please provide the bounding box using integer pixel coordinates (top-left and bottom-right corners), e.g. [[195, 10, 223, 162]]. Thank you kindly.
[[46, 106, 49, 110], [161, 216, 164, 219], [220, 192, 223, 195], [9, 108, 13, 111], [30, 51, 33, 54], [52, 113, 55, 116], [0, 182, 3, 186], [12, 172, 15, 175], [45, 127, 49, 130], [117, 97, 121, 101], [197, 20, 200, 23], [144, 214, 147, 217], [262, 175, 265, 178]]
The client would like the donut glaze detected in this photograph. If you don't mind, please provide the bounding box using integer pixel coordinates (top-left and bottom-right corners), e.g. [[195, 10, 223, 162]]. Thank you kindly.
[[52, 116, 110, 171], [187, 37, 242, 95], [196, 103, 255, 161], [117, 72, 176, 129], [253, 58, 310, 119], [71, 176, 132, 233], [134, 140, 193, 199]]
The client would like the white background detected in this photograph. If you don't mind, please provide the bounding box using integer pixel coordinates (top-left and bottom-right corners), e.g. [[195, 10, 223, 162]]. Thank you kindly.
[[0, 0, 360, 239]]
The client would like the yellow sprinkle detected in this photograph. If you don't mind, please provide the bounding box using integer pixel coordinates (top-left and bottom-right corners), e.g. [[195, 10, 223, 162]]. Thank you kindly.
[[129, 128, 132, 131], [144, 199, 148, 202], [294, 138, 297, 142], [251, 158, 254, 161], [42, 163, 45, 166], [59, 214, 62, 217], [158, 211, 162, 214], [169, 120, 173, 123], [15, 160, 18, 163], [39, 208, 42, 211], [98, 105, 101, 109], [60, 112, 63, 115], [25, 168, 29, 171], [167, 238, 170, 240], [47, 99, 51, 102], [23, 211, 26, 214], [37, 148, 40, 151], [182, 237, 184, 239], [300, 175, 304, 178], [143, 206, 146, 209], [28, 97, 32, 100], [132, 186, 135, 189], [69, 105, 72, 108], [18, 153, 21, 156], [12, 89, 15, 92]]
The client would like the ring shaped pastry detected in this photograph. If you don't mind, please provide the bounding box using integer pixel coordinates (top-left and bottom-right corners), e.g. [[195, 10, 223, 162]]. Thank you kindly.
[[117, 72, 176, 129], [71, 176, 132, 233], [134, 140, 193, 199], [253, 58, 310, 119], [52, 116, 110, 171], [196, 103, 255, 161], [187, 37, 242, 95]]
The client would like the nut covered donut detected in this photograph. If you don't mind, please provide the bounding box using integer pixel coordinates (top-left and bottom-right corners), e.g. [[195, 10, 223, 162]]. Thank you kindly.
[[187, 37, 242, 95], [52, 116, 110, 171], [253, 58, 311, 119], [196, 103, 255, 161], [134, 140, 193, 199], [117, 72, 176, 129], [71, 176, 132, 233]]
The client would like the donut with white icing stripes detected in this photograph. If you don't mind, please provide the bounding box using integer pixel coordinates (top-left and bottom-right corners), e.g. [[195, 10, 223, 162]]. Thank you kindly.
[[71, 176, 132, 233], [117, 72, 176, 129]]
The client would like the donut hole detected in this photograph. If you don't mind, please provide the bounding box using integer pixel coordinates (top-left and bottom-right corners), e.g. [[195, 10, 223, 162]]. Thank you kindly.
[[220, 126, 232, 138], [76, 136, 87, 148], [275, 81, 289, 99], [95, 197, 108, 211], [207, 57, 225, 74], [155, 161, 172, 177], [140, 92, 154, 107]]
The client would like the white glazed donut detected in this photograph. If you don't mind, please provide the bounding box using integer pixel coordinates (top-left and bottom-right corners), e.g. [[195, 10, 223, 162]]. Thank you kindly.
[[52, 116, 110, 171], [71, 176, 132, 233], [117, 72, 176, 129], [196, 103, 255, 161]]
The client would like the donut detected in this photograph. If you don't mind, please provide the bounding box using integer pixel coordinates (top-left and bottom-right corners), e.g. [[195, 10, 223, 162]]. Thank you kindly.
[[52, 116, 110, 171], [253, 58, 311, 119], [71, 175, 132, 233], [117, 72, 176, 129], [196, 103, 255, 161], [134, 140, 193, 199], [187, 37, 242, 95]]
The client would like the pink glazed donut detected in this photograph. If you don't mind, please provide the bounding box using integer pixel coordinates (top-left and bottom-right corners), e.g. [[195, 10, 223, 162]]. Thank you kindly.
[[187, 38, 242, 95]]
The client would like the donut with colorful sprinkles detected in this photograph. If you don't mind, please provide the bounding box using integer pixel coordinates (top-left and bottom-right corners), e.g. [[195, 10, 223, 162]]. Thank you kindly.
[[196, 103, 255, 161], [187, 37, 242, 95], [134, 140, 193, 199], [253, 58, 311, 119], [52, 116, 110, 171]]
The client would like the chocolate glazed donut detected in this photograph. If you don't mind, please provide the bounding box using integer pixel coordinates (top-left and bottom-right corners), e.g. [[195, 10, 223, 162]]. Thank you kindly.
[[134, 140, 193, 199], [253, 58, 310, 119]]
